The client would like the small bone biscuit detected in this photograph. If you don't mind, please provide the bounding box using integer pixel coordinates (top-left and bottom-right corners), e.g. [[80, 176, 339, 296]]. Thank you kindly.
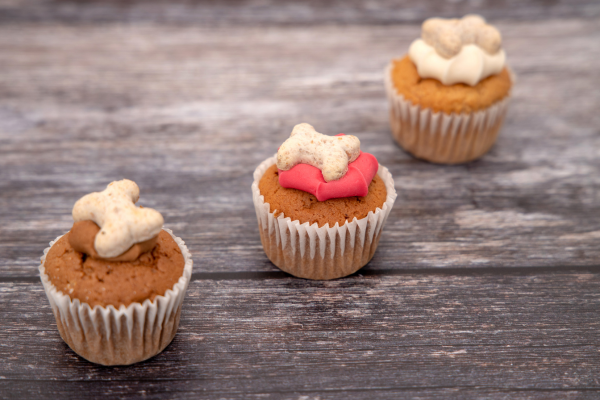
[[421, 18, 446, 46], [422, 18, 463, 58], [475, 25, 502, 54], [421, 15, 502, 58], [69, 220, 158, 262], [434, 24, 464, 58], [72, 179, 164, 258], [461, 14, 486, 25], [459, 14, 487, 44], [276, 123, 360, 182]]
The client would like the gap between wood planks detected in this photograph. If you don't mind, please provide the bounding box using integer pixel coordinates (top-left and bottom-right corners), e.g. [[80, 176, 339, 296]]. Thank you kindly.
[[4, 264, 600, 283]]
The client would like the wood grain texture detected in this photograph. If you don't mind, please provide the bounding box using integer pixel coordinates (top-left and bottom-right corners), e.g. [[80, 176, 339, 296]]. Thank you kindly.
[[1, 0, 599, 25], [2, 270, 600, 399], [1, 18, 599, 277], [1, 1, 600, 398]]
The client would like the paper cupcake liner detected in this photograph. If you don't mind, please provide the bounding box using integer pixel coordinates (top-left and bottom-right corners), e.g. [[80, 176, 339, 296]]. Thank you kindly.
[[252, 156, 397, 280], [384, 62, 511, 164], [39, 228, 193, 366]]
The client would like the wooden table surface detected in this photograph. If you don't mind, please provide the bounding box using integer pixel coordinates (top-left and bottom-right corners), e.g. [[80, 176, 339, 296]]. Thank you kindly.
[[2, 0, 600, 398]]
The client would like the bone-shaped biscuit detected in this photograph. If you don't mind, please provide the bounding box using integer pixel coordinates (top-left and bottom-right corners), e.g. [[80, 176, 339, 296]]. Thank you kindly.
[[72, 179, 164, 258], [277, 123, 361, 182], [422, 14, 502, 58]]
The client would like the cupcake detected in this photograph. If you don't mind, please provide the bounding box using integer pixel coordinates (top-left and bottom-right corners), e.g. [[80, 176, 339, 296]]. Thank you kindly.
[[252, 123, 397, 280], [39, 180, 193, 365], [385, 15, 512, 164]]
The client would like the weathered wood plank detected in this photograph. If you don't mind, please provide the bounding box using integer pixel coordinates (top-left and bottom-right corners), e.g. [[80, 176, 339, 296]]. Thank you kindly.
[[1, 271, 600, 398], [1, 19, 599, 277], [1, 0, 599, 25], [2, 383, 598, 400], [1, 2, 599, 398]]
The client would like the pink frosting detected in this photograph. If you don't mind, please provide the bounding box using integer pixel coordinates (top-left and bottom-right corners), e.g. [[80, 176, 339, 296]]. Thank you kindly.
[[278, 147, 379, 202]]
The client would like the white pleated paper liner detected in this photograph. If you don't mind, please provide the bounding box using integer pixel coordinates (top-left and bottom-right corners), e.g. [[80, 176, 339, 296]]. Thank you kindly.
[[39, 228, 193, 366], [252, 156, 397, 280], [384, 62, 511, 164]]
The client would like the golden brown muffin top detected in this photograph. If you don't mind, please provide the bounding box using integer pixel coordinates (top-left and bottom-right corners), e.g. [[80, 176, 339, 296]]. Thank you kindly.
[[44, 230, 185, 308], [259, 164, 387, 228], [390, 55, 512, 114]]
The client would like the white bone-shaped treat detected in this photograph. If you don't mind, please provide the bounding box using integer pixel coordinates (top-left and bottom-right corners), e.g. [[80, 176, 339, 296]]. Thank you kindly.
[[422, 14, 502, 58], [277, 123, 361, 182], [72, 180, 164, 258]]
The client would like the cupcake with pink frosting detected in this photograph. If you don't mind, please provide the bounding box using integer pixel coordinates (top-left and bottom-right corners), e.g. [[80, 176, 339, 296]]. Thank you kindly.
[[252, 123, 397, 280]]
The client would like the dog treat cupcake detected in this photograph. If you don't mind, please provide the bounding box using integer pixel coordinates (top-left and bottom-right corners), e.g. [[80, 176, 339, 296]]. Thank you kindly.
[[385, 15, 512, 164], [252, 123, 397, 280], [39, 180, 193, 365]]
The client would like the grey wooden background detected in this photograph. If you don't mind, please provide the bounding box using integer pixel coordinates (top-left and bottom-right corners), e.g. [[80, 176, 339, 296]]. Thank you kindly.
[[1, 0, 600, 399]]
